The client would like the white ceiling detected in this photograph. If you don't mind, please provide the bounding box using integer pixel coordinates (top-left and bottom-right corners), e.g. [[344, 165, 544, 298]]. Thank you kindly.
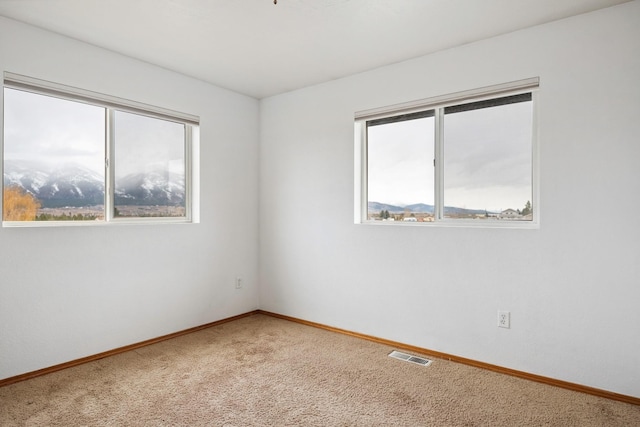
[[0, 0, 631, 99]]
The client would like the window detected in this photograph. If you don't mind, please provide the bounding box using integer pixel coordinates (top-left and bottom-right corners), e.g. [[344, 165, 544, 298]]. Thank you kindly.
[[355, 78, 538, 226], [2, 73, 198, 225], [112, 111, 187, 218]]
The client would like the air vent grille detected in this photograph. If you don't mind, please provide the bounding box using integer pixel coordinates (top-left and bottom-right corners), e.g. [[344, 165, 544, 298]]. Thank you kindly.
[[389, 350, 432, 366]]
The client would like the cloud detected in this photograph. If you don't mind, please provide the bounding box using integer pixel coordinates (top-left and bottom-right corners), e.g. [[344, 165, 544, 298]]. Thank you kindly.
[[3, 87, 104, 173], [4, 88, 185, 179], [367, 101, 533, 211]]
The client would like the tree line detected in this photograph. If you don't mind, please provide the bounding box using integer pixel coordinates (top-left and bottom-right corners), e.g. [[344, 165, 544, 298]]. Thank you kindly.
[[3, 186, 98, 221]]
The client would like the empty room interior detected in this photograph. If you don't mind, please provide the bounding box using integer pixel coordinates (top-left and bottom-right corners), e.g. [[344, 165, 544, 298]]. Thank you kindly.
[[1, 0, 639, 424]]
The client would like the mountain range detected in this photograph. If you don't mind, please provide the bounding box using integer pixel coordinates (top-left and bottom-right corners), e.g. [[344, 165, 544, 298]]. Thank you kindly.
[[368, 201, 494, 216], [3, 160, 184, 208]]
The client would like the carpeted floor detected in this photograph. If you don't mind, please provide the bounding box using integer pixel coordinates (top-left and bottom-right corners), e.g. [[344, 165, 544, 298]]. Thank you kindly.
[[1, 314, 638, 426]]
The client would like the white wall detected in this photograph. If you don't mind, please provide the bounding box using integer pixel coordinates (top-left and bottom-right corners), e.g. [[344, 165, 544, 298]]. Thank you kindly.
[[259, 1, 640, 398], [0, 17, 260, 379]]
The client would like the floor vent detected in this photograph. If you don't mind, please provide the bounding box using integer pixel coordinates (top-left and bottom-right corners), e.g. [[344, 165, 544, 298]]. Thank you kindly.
[[389, 350, 432, 367]]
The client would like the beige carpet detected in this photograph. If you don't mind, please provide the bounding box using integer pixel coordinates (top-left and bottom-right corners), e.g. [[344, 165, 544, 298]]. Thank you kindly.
[[1, 314, 638, 426]]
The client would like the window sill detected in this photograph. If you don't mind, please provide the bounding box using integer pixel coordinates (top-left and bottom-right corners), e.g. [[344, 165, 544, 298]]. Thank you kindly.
[[357, 219, 539, 229], [2, 218, 194, 228]]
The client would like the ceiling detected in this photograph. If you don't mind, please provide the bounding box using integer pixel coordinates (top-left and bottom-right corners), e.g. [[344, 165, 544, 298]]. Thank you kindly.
[[0, 0, 631, 99]]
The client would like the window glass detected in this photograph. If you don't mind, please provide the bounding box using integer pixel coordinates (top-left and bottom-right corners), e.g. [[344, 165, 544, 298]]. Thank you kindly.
[[3, 88, 105, 221], [356, 83, 537, 226], [443, 95, 533, 219], [2, 75, 196, 225], [113, 111, 186, 218], [367, 112, 435, 222]]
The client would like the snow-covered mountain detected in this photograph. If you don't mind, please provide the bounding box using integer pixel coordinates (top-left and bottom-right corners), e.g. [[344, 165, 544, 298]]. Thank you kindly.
[[3, 160, 184, 208], [115, 170, 185, 206]]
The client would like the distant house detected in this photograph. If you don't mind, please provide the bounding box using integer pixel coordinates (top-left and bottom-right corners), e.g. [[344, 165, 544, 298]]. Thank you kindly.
[[499, 209, 521, 219]]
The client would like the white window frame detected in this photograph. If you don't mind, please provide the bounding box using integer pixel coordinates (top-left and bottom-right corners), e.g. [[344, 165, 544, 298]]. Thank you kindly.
[[2, 72, 200, 227], [354, 78, 539, 228]]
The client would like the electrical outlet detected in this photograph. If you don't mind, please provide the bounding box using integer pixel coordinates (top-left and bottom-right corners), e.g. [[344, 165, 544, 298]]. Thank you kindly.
[[498, 311, 510, 328], [235, 277, 243, 289]]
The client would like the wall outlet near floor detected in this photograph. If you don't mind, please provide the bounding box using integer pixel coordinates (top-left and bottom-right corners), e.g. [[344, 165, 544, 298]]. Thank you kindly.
[[498, 311, 510, 328], [235, 277, 243, 289]]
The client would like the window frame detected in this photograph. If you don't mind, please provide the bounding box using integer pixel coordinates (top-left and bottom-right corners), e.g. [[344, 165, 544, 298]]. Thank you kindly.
[[2, 72, 199, 226], [354, 78, 539, 228]]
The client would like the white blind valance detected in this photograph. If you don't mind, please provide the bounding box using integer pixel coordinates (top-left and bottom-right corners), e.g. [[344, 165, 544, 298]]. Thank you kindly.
[[355, 77, 539, 123], [4, 72, 199, 126]]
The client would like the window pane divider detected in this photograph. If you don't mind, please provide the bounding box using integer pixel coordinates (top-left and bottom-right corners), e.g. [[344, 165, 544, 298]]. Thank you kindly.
[[184, 125, 193, 222], [105, 109, 115, 221], [434, 108, 444, 221]]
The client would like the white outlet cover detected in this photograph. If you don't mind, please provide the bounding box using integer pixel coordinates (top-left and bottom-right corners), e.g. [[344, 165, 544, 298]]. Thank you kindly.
[[498, 311, 510, 328]]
